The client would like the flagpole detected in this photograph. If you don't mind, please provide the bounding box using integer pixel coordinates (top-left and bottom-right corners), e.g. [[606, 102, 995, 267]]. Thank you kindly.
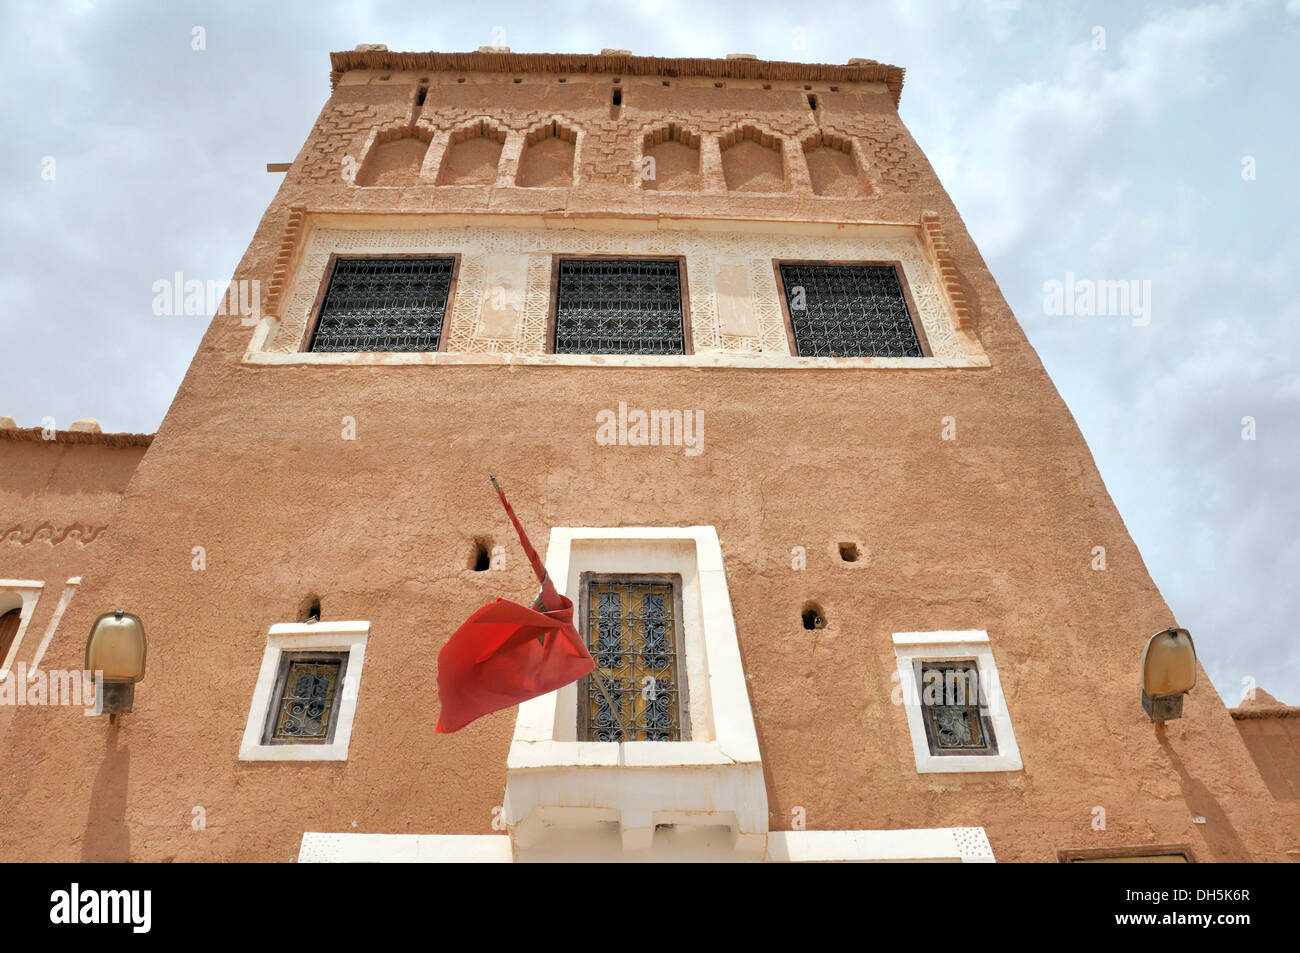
[[488, 474, 634, 741], [589, 669, 634, 743]]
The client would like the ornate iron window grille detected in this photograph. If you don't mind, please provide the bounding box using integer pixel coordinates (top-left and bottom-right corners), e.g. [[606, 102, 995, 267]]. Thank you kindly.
[[778, 262, 924, 357], [553, 258, 686, 354], [915, 660, 997, 755], [308, 257, 455, 352], [264, 651, 348, 744], [578, 575, 689, 742]]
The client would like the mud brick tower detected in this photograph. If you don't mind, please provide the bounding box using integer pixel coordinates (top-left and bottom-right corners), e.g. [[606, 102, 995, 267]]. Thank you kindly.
[[1, 47, 1294, 863]]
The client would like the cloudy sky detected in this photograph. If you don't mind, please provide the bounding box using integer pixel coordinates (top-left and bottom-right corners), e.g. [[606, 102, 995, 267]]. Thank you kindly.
[[2, 0, 1296, 703]]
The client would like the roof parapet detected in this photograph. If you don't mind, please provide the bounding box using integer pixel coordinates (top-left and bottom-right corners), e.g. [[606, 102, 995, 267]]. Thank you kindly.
[[0, 424, 153, 447], [327, 49, 906, 106]]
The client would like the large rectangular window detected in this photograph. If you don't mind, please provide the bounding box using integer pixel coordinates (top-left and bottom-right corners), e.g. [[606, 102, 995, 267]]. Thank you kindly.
[[776, 261, 927, 357], [578, 574, 688, 741], [552, 257, 688, 354], [307, 256, 456, 352]]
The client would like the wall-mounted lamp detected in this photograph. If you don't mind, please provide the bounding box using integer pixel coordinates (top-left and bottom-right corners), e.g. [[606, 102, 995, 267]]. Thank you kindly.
[[85, 610, 147, 719], [1140, 627, 1196, 722]]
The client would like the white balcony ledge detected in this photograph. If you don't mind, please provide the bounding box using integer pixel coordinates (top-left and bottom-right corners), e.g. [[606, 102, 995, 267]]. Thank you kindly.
[[298, 826, 996, 862], [503, 526, 766, 855]]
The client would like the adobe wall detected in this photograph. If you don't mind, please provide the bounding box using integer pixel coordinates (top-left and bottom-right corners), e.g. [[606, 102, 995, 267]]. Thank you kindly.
[[0, 429, 144, 528], [0, 430, 148, 761], [0, 54, 1292, 863]]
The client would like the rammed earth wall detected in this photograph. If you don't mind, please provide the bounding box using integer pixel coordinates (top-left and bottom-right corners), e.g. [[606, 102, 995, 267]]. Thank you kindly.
[[0, 50, 1292, 862]]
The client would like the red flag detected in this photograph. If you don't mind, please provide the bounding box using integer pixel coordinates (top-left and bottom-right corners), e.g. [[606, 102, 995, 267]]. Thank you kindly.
[[434, 478, 594, 733]]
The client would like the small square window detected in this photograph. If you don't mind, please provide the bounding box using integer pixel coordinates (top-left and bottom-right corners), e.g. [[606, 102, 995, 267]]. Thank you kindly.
[[914, 660, 997, 755], [777, 262, 926, 358], [552, 258, 688, 355], [239, 621, 369, 762], [893, 630, 1022, 774], [263, 651, 349, 745], [308, 256, 457, 353]]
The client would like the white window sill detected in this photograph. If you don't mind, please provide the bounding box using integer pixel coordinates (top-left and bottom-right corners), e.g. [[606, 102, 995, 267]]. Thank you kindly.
[[241, 341, 989, 370]]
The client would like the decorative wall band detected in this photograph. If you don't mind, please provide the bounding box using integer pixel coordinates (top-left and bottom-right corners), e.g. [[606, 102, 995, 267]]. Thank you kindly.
[[921, 210, 974, 337], [264, 205, 308, 320], [2, 524, 107, 546]]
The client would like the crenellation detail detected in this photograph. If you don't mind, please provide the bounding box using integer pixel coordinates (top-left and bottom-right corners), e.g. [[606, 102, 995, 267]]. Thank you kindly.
[[842, 116, 924, 190], [920, 210, 977, 344], [264, 206, 308, 319]]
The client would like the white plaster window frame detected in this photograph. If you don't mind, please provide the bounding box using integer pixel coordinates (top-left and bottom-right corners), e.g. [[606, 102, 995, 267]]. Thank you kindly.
[[892, 630, 1023, 774], [238, 621, 369, 762], [504, 526, 767, 853], [0, 579, 44, 678]]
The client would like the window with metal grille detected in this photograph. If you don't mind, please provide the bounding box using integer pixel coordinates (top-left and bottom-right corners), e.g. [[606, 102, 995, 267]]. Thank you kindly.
[[553, 258, 687, 354], [578, 575, 688, 741], [915, 660, 997, 755], [778, 262, 925, 357], [263, 651, 349, 744], [308, 257, 456, 352]]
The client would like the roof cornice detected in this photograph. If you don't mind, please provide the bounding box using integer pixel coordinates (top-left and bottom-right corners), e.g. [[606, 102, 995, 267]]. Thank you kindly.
[[328, 50, 905, 107], [1230, 705, 1300, 720], [0, 427, 153, 448]]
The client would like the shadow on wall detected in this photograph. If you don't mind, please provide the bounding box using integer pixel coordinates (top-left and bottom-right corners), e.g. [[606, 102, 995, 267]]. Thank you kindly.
[[1155, 725, 1250, 861], [80, 728, 130, 861]]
